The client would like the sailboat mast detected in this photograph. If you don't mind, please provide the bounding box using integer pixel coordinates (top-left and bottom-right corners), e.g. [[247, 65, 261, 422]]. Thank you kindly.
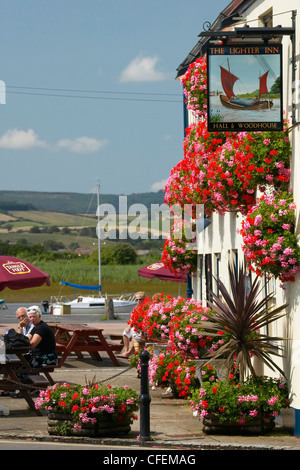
[[97, 184, 101, 297], [227, 59, 234, 94]]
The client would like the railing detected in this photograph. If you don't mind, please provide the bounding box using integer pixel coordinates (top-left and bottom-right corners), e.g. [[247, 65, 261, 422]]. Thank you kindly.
[[50, 293, 137, 303], [50, 295, 70, 304]]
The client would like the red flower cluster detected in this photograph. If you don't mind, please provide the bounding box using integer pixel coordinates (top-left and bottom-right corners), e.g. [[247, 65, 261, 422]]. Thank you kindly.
[[239, 190, 300, 283], [161, 218, 198, 275], [180, 56, 207, 119], [149, 352, 199, 398], [129, 295, 229, 360], [164, 120, 291, 217]]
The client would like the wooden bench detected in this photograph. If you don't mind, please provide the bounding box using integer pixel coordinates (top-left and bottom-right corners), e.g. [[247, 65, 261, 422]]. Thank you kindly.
[[0, 376, 46, 416], [6, 354, 56, 385], [25, 367, 55, 385], [55, 339, 123, 363], [0, 346, 56, 416], [54, 324, 123, 367], [105, 333, 124, 345], [26, 374, 50, 388], [55, 343, 83, 361], [106, 340, 123, 353], [55, 343, 67, 353]]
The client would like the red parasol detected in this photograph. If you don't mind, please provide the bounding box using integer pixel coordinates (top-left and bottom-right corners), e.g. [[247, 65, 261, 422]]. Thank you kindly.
[[138, 262, 187, 283], [0, 256, 50, 291]]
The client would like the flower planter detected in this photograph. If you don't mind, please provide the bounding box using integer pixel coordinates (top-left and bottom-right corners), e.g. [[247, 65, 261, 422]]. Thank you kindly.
[[47, 412, 132, 437], [97, 415, 131, 436], [39, 383, 139, 438], [47, 412, 76, 436], [190, 376, 289, 437], [203, 413, 275, 435]]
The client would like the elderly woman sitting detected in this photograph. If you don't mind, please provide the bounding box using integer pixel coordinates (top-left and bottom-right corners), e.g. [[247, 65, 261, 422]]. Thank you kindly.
[[26, 305, 57, 367]]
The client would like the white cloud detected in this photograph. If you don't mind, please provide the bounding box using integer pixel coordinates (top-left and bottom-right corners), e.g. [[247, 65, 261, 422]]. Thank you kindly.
[[0, 129, 108, 154], [56, 136, 108, 154], [119, 55, 168, 82], [151, 179, 167, 192], [0, 128, 47, 149]]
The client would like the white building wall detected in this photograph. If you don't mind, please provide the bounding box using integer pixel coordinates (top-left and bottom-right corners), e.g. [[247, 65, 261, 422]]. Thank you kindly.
[[187, 1, 300, 424], [233, 0, 300, 419]]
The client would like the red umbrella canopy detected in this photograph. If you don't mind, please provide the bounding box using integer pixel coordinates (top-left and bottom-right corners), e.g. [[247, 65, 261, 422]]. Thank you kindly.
[[138, 262, 187, 283], [0, 256, 50, 291]]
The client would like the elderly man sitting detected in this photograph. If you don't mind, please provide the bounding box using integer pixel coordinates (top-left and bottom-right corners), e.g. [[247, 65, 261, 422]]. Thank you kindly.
[[16, 307, 34, 336], [26, 305, 57, 367]]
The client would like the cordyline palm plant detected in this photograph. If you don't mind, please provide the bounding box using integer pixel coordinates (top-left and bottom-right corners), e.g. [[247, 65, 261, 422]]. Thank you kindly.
[[199, 262, 288, 382]]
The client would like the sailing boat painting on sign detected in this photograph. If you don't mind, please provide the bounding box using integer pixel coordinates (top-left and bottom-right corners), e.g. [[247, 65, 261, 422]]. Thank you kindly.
[[207, 44, 282, 132], [219, 61, 273, 110]]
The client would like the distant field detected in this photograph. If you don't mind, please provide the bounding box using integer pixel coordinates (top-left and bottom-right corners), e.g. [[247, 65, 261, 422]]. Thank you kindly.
[[10, 211, 97, 227], [0, 208, 167, 247], [0, 213, 16, 222], [0, 210, 98, 249], [0, 230, 97, 250]]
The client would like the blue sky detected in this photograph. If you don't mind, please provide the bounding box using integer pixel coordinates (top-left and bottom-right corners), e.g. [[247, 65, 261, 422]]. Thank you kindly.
[[0, 0, 229, 196]]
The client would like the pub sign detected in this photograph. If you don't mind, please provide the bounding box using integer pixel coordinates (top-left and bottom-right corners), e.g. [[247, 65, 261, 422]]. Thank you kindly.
[[207, 44, 282, 132]]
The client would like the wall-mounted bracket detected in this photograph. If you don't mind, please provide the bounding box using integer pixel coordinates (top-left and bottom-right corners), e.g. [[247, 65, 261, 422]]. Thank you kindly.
[[199, 10, 297, 125]]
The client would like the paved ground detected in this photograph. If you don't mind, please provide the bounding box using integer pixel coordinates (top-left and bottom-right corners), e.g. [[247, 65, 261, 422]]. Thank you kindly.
[[1, 306, 300, 450]]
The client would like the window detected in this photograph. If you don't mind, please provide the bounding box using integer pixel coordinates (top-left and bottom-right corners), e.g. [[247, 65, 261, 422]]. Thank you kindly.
[[214, 253, 221, 297], [205, 254, 213, 303], [259, 8, 273, 27]]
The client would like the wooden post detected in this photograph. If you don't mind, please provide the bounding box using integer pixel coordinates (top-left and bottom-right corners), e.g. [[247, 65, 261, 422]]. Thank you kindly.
[[105, 298, 115, 320]]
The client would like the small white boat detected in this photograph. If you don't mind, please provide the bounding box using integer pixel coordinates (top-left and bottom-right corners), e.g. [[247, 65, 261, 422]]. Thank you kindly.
[[50, 293, 137, 315], [68, 295, 136, 314]]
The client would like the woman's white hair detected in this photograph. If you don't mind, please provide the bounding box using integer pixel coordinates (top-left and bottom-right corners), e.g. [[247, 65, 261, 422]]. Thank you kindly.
[[27, 305, 42, 317]]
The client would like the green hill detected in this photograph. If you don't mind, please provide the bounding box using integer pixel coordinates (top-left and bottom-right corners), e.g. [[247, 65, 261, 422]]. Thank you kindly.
[[0, 190, 165, 214], [0, 190, 167, 251]]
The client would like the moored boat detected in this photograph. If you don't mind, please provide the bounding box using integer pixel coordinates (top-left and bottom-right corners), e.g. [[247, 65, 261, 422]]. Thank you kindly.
[[50, 292, 137, 315]]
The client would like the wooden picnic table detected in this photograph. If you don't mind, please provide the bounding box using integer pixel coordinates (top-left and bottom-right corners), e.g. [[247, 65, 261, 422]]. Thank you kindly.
[[54, 324, 123, 367], [0, 345, 55, 416]]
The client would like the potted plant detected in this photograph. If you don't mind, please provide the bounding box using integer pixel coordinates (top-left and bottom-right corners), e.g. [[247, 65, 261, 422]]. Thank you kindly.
[[190, 375, 290, 434], [164, 119, 291, 218], [196, 262, 288, 383], [35, 381, 139, 437]]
